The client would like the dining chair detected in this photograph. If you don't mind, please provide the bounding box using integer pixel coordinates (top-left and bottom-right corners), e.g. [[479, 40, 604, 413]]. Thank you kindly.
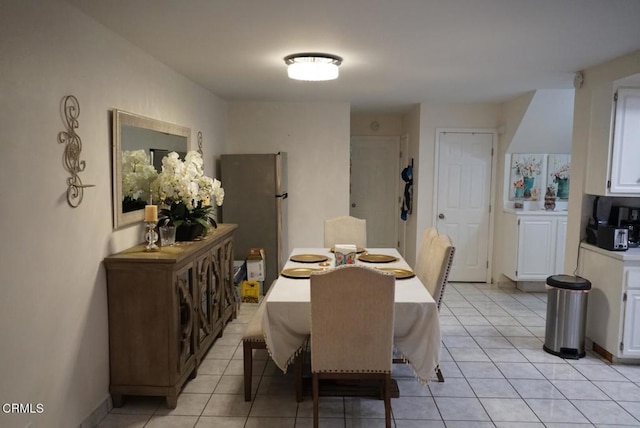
[[423, 234, 455, 382], [310, 266, 395, 428], [424, 235, 455, 310], [242, 283, 303, 402], [323, 215, 367, 248], [414, 227, 439, 284], [393, 233, 454, 381]]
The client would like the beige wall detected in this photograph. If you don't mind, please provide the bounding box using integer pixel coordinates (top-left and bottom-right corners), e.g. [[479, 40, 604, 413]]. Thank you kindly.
[[400, 105, 422, 265], [0, 3, 227, 427], [226, 101, 351, 252], [507, 89, 574, 154], [351, 113, 404, 136]]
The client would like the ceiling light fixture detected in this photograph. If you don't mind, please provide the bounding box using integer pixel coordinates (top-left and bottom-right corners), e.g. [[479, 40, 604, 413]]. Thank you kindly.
[[284, 53, 343, 81]]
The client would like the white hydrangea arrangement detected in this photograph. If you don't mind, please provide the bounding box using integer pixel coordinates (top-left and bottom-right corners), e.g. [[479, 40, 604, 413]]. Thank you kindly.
[[121, 149, 158, 202], [151, 151, 224, 230]]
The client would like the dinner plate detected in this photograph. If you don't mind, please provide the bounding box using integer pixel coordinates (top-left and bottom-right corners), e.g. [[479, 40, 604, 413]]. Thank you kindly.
[[281, 267, 324, 279], [329, 246, 366, 254], [290, 254, 329, 263], [358, 253, 398, 263], [375, 267, 415, 280]]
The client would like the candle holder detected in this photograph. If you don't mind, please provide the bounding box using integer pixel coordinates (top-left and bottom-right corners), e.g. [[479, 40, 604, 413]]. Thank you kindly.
[[144, 222, 160, 252]]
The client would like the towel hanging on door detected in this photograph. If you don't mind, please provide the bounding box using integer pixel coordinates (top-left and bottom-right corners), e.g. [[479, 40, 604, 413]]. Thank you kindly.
[[401, 161, 413, 221]]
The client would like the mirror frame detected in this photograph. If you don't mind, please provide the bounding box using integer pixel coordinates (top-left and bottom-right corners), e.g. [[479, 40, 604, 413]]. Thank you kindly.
[[112, 109, 191, 229]]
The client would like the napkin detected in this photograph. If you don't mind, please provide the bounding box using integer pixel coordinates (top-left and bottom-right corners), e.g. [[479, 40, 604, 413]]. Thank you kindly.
[[334, 244, 357, 266]]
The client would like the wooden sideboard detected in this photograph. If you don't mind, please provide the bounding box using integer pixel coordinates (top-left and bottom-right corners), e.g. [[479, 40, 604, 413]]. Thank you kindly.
[[104, 223, 238, 408]]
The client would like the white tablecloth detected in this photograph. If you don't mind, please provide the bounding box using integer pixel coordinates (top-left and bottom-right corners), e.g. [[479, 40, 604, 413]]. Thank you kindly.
[[262, 248, 441, 383]]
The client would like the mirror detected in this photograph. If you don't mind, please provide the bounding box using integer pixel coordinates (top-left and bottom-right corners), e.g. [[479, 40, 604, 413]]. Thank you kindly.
[[112, 110, 190, 229]]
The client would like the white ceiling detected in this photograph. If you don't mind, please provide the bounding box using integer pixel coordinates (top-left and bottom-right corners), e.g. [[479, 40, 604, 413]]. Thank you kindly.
[[67, 0, 640, 113]]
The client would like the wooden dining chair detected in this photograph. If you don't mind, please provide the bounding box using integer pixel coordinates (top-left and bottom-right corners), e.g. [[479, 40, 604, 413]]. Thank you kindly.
[[242, 284, 303, 402], [310, 266, 395, 428], [323, 215, 367, 248]]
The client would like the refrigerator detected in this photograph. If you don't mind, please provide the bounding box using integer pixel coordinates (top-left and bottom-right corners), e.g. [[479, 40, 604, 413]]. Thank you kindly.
[[220, 153, 288, 293]]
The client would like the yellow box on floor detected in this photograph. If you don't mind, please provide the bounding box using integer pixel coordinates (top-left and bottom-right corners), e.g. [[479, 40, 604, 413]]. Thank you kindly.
[[242, 280, 260, 303]]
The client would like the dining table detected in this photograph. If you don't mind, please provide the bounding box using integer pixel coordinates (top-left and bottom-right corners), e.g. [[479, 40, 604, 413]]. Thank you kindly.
[[261, 247, 442, 384]]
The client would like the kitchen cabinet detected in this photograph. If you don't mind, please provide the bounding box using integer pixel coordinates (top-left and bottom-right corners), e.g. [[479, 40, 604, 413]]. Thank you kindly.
[[579, 243, 640, 361], [585, 85, 640, 196], [104, 224, 238, 408], [503, 210, 568, 282]]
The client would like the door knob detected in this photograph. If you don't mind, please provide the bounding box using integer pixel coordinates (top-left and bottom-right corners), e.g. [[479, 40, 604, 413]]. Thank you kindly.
[[351, 203, 356, 208], [438, 213, 445, 219]]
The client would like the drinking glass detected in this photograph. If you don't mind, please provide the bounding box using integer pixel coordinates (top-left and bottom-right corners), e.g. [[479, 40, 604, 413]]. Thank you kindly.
[[159, 225, 176, 246]]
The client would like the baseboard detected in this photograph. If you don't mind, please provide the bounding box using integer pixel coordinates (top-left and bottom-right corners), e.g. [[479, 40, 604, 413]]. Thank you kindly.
[[496, 280, 516, 290], [498, 276, 547, 293], [515, 280, 546, 292], [590, 338, 640, 365], [79, 395, 112, 428]]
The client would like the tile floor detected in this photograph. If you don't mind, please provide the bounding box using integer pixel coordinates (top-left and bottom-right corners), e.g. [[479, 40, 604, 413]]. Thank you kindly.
[[97, 283, 640, 427]]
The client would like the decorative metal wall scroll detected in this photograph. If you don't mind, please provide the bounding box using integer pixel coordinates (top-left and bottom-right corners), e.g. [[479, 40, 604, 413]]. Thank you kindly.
[[57, 95, 93, 207], [197, 131, 203, 156]]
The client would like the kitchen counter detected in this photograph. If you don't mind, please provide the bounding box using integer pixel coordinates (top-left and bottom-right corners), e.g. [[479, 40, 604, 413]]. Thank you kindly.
[[503, 207, 568, 216], [580, 242, 640, 262]]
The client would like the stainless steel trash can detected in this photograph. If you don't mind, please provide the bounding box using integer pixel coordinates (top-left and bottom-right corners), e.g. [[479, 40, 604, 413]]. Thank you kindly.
[[543, 275, 592, 359]]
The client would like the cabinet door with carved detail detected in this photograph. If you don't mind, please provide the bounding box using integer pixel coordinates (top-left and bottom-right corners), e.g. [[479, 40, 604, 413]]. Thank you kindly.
[[175, 265, 196, 376], [210, 244, 224, 328], [221, 237, 238, 322], [195, 249, 223, 360]]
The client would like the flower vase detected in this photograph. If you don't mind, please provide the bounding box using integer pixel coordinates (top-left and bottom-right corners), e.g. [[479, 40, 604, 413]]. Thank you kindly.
[[523, 176, 534, 191], [556, 178, 569, 199], [175, 223, 205, 241], [523, 176, 535, 199]]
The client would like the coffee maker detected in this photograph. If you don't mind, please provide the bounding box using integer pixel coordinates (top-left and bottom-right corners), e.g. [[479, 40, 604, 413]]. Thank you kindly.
[[611, 206, 640, 247]]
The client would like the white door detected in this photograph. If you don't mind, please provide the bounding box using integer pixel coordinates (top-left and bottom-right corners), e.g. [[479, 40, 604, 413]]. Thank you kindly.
[[436, 131, 494, 282], [350, 137, 399, 248]]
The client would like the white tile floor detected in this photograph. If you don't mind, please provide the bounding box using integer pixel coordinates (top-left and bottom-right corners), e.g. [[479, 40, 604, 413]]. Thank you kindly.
[[97, 283, 640, 427]]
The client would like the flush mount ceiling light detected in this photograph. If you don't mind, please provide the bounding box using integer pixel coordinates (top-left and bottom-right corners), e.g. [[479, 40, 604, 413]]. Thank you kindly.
[[284, 53, 343, 81]]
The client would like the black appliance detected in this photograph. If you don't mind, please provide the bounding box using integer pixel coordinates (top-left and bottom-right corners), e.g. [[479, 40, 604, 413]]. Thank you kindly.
[[609, 205, 640, 248], [597, 226, 629, 251], [586, 196, 613, 245]]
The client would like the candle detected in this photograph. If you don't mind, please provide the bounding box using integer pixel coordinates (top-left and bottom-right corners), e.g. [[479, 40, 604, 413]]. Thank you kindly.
[[144, 205, 158, 222]]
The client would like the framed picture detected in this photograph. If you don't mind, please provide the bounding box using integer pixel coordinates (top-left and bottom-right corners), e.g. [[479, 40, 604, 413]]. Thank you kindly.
[[509, 154, 545, 201], [547, 154, 571, 199]]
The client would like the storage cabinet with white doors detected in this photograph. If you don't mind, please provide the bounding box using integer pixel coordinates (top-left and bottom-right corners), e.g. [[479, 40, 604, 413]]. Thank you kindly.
[[503, 210, 568, 282], [585, 86, 640, 196], [579, 243, 640, 361]]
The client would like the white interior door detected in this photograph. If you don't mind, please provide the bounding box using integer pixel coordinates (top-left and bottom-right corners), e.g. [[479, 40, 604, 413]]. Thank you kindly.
[[351, 136, 399, 248], [436, 131, 494, 282]]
